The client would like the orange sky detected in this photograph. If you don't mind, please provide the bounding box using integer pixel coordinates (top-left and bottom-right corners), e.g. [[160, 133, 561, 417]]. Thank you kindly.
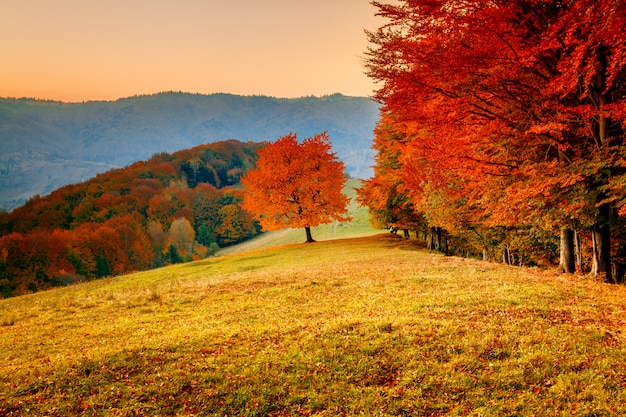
[[0, 0, 383, 102]]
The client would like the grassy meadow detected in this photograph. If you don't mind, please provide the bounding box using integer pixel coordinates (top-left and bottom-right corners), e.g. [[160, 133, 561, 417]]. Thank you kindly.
[[216, 178, 381, 256], [1, 234, 626, 416]]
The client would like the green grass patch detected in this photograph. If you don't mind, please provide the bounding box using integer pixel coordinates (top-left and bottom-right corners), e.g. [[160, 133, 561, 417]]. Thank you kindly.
[[1, 234, 626, 416], [216, 178, 382, 256]]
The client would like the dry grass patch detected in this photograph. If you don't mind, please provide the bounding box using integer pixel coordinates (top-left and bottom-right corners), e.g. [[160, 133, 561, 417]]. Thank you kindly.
[[1, 234, 626, 416]]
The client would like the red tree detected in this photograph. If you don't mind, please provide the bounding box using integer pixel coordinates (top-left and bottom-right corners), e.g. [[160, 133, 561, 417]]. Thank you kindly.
[[364, 0, 626, 278], [241, 132, 350, 243]]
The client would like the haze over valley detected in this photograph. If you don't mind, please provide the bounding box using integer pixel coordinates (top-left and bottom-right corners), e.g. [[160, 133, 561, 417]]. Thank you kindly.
[[0, 92, 379, 211]]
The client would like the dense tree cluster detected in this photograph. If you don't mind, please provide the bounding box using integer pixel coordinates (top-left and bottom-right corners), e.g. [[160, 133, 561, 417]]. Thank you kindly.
[[358, 0, 626, 281], [0, 140, 263, 297]]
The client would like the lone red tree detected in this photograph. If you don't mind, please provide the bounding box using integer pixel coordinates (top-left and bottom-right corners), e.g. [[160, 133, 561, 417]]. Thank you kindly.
[[241, 132, 350, 243]]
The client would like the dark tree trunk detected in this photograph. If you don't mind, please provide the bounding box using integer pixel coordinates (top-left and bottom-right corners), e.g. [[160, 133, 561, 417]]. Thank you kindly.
[[304, 226, 315, 243], [434, 228, 448, 255], [589, 52, 613, 283], [574, 230, 583, 273], [591, 204, 612, 282], [426, 228, 434, 250], [591, 225, 612, 282], [440, 233, 449, 255], [435, 228, 442, 252], [426, 227, 448, 254], [612, 262, 626, 284], [559, 227, 576, 274], [502, 245, 511, 265]]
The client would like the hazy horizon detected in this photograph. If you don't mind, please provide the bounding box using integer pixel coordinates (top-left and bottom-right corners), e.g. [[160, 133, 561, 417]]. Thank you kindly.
[[1, 1, 383, 103], [0, 90, 375, 104]]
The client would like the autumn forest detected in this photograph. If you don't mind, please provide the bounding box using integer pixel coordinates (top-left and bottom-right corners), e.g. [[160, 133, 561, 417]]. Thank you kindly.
[[0, 141, 264, 297], [358, 0, 626, 282]]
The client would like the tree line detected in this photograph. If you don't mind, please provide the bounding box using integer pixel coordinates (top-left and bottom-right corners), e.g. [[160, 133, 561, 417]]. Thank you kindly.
[[358, 0, 626, 281], [0, 140, 263, 297]]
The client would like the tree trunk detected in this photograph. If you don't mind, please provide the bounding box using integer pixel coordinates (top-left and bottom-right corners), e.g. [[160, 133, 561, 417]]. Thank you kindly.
[[589, 52, 612, 282], [304, 226, 315, 243], [591, 225, 612, 283], [574, 230, 583, 273], [435, 228, 442, 252], [502, 245, 511, 265], [559, 227, 575, 274], [612, 262, 626, 284], [441, 234, 449, 255], [427, 227, 448, 254]]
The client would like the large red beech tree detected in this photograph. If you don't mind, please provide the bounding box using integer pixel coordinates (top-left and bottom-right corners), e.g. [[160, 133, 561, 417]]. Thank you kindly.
[[241, 132, 350, 243], [363, 0, 626, 280]]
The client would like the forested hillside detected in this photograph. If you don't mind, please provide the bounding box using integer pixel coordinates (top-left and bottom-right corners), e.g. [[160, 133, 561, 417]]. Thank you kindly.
[[0, 92, 379, 211], [0, 140, 265, 297]]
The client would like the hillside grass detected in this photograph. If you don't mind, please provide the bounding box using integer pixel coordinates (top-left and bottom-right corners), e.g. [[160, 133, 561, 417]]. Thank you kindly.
[[216, 178, 382, 256], [2, 234, 626, 416]]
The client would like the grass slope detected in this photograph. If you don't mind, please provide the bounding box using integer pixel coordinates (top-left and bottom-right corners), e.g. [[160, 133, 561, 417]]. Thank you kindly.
[[2, 234, 626, 416], [217, 178, 381, 256]]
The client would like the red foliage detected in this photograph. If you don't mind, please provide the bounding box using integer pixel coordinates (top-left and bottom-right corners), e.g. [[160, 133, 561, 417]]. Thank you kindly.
[[363, 0, 626, 275], [241, 132, 350, 242]]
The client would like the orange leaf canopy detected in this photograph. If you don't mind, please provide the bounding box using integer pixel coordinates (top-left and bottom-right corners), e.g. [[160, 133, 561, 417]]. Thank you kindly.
[[241, 132, 350, 231]]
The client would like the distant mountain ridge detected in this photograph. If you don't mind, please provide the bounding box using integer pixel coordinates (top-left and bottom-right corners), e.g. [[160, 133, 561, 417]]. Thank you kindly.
[[0, 92, 380, 211]]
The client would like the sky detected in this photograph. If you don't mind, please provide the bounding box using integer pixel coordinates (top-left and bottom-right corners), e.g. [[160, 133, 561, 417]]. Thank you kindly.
[[0, 0, 384, 102]]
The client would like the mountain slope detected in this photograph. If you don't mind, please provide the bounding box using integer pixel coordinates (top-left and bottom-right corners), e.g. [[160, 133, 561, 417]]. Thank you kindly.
[[0, 93, 380, 211]]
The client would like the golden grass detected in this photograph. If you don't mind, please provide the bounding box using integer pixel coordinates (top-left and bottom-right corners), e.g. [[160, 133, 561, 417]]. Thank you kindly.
[[1, 234, 626, 416]]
